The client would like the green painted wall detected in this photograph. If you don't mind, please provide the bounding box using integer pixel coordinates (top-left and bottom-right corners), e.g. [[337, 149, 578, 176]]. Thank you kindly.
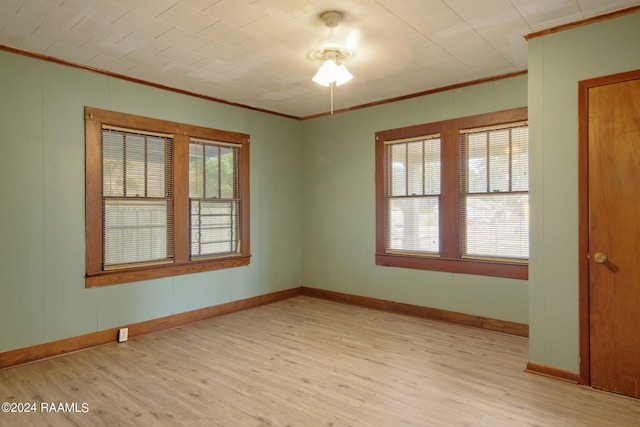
[[0, 50, 302, 353], [300, 75, 529, 324], [527, 11, 640, 372]]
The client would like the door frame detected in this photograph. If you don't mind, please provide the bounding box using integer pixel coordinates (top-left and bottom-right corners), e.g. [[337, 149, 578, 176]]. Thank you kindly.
[[577, 69, 640, 386]]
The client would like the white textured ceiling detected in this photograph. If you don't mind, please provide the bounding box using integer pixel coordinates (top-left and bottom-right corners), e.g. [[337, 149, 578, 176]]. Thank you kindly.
[[0, 0, 638, 118]]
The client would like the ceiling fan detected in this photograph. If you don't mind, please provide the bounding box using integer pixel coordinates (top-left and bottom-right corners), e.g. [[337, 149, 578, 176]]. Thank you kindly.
[[307, 11, 356, 113]]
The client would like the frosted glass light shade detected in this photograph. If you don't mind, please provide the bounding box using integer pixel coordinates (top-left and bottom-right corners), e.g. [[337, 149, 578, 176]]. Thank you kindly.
[[335, 64, 353, 86], [312, 59, 352, 87]]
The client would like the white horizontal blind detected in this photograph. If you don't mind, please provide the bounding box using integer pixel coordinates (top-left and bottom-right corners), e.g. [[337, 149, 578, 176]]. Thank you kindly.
[[102, 127, 174, 268], [384, 135, 441, 255], [189, 139, 241, 258], [461, 123, 529, 261]]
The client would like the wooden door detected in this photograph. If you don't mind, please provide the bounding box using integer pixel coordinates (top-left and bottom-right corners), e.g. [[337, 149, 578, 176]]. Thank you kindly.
[[587, 76, 640, 398]]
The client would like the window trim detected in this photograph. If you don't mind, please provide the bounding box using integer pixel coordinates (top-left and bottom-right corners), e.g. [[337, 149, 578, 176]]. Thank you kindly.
[[375, 107, 528, 280], [85, 107, 250, 287]]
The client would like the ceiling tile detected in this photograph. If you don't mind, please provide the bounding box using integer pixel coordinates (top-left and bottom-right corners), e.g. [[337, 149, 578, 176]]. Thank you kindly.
[[247, 14, 296, 41], [511, 0, 583, 30], [44, 41, 96, 63], [121, 49, 169, 69], [203, 0, 267, 27], [1, 0, 30, 14], [157, 44, 206, 65], [179, 0, 221, 11], [33, 21, 92, 47], [0, 27, 54, 52], [157, 26, 209, 51], [196, 40, 243, 61], [78, 19, 134, 58], [112, 9, 174, 39], [198, 21, 253, 47], [136, 34, 174, 56], [578, 0, 640, 17], [252, 0, 315, 21], [276, 27, 317, 53], [110, 0, 177, 17], [392, 0, 460, 28], [446, 0, 531, 38], [0, 8, 41, 34], [19, 0, 77, 28], [88, 53, 139, 73], [157, 2, 215, 32], [60, 0, 129, 25], [234, 35, 278, 57], [462, 49, 516, 75], [187, 59, 250, 84]]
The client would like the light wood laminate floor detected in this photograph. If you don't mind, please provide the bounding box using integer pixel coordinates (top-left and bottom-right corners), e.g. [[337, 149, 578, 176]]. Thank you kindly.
[[1, 296, 639, 426]]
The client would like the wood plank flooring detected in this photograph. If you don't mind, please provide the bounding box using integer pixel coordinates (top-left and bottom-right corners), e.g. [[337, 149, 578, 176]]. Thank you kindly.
[[1, 296, 639, 426]]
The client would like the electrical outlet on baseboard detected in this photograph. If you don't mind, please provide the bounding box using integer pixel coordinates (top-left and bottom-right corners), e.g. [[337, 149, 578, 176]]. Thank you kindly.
[[118, 327, 129, 342]]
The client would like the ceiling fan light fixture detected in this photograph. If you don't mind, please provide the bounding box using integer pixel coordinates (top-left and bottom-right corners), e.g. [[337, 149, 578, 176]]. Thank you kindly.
[[308, 10, 356, 113], [312, 59, 338, 87], [334, 63, 353, 86], [308, 11, 355, 86], [312, 59, 352, 87]]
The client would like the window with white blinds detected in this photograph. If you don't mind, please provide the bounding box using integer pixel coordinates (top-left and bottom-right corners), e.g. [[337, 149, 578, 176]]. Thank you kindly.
[[461, 123, 529, 261], [85, 107, 251, 287], [384, 135, 441, 255], [375, 107, 528, 279], [102, 127, 173, 268], [189, 139, 242, 258]]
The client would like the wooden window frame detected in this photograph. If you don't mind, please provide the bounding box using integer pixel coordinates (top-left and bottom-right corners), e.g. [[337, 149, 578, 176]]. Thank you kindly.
[[85, 107, 250, 287], [375, 107, 528, 280]]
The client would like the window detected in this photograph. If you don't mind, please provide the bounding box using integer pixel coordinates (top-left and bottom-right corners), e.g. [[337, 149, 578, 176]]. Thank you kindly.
[[375, 108, 528, 279], [102, 128, 174, 269], [461, 124, 529, 260], [85, 107, 250, 287], [385, 134, 441, 255], [189, 139, 242, 258]]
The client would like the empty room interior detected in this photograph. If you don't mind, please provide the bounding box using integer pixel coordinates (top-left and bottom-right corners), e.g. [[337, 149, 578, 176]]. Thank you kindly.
[[1, 0, 640, 425]]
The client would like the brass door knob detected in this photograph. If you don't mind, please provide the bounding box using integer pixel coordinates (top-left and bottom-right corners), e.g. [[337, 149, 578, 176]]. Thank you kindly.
[[593, 252, 608, 264]]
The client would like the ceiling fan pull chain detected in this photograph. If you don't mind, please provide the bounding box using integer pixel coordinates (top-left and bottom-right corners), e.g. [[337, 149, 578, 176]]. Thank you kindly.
[[330, 82, 334, 114]]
